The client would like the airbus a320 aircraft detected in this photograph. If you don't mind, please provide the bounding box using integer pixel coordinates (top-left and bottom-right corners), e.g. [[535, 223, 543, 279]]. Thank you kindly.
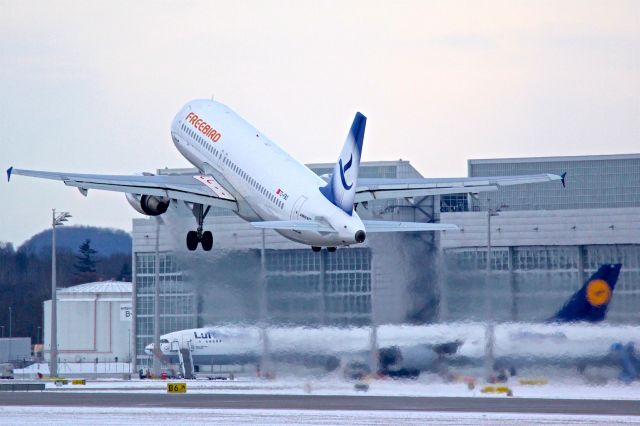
[[7, 100, 565, 251]]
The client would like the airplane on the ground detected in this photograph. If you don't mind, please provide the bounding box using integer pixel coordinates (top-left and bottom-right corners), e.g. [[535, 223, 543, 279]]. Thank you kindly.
[[460, 264, 624, 373], [8, 99, 564, 251], [145, 324, 460, 378], [145, 264, 623, 379]]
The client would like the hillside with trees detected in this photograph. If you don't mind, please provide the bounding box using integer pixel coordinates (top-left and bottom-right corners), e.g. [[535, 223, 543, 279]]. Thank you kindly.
[[20, 226, 131, 256], [0, 227, 132, 344]]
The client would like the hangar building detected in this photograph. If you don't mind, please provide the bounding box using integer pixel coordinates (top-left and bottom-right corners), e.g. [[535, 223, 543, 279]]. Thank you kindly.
[[440, 154, 640, 323], [131, 154, 640, 369], [44, 281, 133, 363]]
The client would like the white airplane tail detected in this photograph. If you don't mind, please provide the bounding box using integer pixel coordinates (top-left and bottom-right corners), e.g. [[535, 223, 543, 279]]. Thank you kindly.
[[320, 112, 366, 215]]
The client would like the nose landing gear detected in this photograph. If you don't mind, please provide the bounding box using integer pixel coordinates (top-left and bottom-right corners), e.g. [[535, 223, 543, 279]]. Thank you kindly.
[[186, 204, 213, 251]]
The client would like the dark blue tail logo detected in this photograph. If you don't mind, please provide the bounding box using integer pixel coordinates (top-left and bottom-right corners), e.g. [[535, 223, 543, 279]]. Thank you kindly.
[[339, 154, 353, 190], [550, 263, 621, 323]]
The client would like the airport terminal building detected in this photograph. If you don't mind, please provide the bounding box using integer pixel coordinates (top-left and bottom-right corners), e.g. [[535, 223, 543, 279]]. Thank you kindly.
[[440, 154, 640, 323], [131, 154, 640, 368]]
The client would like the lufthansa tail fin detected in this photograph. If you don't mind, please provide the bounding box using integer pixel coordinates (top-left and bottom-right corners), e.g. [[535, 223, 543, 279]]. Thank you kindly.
[[319, 112, 366, 215], [550, 263, 622, 323]]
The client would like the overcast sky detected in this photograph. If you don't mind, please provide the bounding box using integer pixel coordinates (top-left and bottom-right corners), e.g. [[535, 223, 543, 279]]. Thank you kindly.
[[1, 0, 638, 246]]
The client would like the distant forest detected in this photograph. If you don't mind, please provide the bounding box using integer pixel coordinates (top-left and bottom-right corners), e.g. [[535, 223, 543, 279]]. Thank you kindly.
[[0, 226, 132, 343]]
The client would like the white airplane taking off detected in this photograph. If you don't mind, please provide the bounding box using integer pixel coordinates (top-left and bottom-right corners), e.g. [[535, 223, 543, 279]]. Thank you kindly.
[[7, 100, 565, 251]]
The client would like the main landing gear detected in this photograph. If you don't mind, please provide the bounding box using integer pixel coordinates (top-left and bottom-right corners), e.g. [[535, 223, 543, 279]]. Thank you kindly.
[[186, 204, 213, 251], [311, 246, 337, 252]]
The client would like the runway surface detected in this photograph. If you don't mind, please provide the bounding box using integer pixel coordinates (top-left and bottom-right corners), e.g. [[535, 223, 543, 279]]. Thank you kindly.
[[1, 392, 639, 416]]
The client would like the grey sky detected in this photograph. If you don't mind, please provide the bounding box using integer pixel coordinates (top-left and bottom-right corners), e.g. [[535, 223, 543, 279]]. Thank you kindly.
[[1, 0, 638, 245]]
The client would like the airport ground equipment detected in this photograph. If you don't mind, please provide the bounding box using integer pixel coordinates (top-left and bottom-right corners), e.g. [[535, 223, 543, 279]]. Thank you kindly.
[[178, 347, 195, 379]]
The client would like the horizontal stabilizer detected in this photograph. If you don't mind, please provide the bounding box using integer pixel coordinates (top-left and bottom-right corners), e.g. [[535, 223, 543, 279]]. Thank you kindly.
[[363, 221, 458, 233], [251, 220, 334, 232]]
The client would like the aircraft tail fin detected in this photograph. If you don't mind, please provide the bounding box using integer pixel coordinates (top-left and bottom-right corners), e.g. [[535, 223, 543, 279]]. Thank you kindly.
[[319, 112, 366, 215], [550, 263, 622, 323]]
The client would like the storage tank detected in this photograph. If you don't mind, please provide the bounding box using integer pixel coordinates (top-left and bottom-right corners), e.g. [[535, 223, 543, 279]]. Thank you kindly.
[[44, 281, 132, 363]]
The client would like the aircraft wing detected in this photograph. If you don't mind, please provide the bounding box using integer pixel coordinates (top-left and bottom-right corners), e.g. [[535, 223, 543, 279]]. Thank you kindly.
[[6, 167, 237, 210], [354, 173, 565, 202]]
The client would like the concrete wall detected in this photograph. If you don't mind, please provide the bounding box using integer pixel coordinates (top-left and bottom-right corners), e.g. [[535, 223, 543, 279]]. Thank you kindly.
[[440, 207, 640, 248], [0, 338, 31, 363]]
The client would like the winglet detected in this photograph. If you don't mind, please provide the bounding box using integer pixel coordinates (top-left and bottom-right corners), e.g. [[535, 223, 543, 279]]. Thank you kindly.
[[6, 167, 13, 182], [319, 112, 366, 215], [561, 172, 567, 188]]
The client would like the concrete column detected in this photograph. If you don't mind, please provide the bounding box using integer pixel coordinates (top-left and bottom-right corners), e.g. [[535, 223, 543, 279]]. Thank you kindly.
[[319, 250, 327, 324], [437, 248, 448, 322], [578, 245, 586, 285], [258, 230, 271, 375], [508, 246, 518, 321]]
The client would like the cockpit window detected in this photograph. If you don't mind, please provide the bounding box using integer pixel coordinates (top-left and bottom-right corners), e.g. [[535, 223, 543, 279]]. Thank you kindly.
[[160, 339, 169, 343]]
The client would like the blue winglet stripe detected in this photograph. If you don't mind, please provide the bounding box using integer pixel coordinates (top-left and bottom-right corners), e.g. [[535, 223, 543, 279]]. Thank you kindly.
[[6, 167, 13, 182]]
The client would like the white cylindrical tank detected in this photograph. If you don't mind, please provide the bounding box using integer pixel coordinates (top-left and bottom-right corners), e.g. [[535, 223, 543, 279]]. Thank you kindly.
[[44, 281, 132, 363]]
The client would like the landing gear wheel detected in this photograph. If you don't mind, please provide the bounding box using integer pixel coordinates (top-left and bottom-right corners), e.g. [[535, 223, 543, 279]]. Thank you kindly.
[[186, 231, 199, 251], [188, 203, 212, 251], [311, 246, 321, 252], [201, 231, 213, 251], [327, 247, 337, 252]]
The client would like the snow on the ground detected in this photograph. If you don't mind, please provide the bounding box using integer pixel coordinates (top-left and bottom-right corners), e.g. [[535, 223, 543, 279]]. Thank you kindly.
[[14, 362, 132, 377], [0, 406, 638, 426], [29, 373, 640, 400]]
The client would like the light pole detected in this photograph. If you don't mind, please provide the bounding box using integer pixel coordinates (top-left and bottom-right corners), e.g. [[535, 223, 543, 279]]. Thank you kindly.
[[128, 327, 131, 374], [152, 219, 161, 378], [8, 306, 12, 363], [37, 326, 42, 361], [484, 203, 507, 382], [51, 209, 72, 378]]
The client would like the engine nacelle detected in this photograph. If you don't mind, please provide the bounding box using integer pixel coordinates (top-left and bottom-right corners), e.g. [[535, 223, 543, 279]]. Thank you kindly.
[[125, 193, 170, 216]]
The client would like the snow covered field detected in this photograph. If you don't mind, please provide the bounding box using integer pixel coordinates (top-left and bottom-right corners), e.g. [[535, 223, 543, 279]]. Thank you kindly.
[[0, 406, 638, 426], [30, 374, 640, 400]]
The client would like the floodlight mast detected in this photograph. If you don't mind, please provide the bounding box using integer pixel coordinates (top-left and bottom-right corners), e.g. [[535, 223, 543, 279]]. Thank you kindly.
[[484, 203, 507, 382], [51, 209, 71, 378]]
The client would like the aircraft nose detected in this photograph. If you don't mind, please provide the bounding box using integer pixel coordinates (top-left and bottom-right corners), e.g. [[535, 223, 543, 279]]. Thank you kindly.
[[355, 230, 366, 243], [145, 344, 153, 355]]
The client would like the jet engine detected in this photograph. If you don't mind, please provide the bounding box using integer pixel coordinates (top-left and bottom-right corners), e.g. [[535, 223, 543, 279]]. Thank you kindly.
[[125, 193, 170, 216]]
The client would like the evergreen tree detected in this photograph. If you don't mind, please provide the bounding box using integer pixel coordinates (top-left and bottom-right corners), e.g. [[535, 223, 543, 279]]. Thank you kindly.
[[118, 262, 131, 282], [74, 239, 98, 283]]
